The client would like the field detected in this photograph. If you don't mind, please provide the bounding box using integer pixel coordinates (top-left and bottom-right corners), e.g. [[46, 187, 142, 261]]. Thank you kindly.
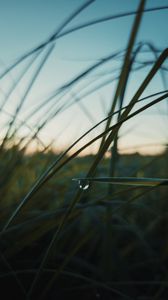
[[0, 1, 168, 299]]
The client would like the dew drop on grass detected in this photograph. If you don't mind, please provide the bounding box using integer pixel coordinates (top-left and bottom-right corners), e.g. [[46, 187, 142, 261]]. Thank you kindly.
[[78, 179, 90, 190]]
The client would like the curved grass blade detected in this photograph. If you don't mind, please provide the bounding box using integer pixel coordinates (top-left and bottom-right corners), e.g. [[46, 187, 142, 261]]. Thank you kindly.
[[0, 0, 94, 80], [58, 5, 168, 41], [0, 4, 167, 80]]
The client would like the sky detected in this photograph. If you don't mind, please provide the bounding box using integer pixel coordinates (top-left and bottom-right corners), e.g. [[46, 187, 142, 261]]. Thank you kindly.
[[0, 0, 168, 155]]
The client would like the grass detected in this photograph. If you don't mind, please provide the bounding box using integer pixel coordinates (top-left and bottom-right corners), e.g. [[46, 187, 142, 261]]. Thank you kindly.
[[0, 0, 168, 299]]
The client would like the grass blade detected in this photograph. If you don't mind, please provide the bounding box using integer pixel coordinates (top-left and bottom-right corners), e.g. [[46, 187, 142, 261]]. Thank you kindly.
[[73, 177, 168, 187]]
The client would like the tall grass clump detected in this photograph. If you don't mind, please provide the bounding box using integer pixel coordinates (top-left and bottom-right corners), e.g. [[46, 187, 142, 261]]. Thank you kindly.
[[0, 0, 168, 299]]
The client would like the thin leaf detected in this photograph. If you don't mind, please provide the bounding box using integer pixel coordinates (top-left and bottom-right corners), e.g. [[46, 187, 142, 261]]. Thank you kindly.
[[73, 177, 168, 187]]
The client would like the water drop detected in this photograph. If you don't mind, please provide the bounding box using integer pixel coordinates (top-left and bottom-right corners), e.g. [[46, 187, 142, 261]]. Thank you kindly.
[[78, 179, 90, 190]]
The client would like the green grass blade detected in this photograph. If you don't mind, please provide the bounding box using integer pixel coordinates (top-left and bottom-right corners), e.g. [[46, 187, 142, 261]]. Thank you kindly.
[[73, 177, 168, 187]]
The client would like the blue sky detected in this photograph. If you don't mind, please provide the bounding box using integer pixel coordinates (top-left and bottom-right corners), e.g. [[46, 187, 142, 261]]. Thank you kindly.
[[0, 0, 168, 155]]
